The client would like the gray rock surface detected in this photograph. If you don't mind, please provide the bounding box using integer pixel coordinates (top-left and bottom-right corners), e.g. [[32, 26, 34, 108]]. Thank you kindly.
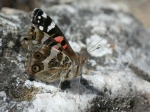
[[0, 0, 150, 111]]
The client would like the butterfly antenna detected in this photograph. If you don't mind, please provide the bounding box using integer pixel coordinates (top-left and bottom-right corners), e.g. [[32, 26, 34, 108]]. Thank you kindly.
[[87, 33, 109, 53], [88, 45, 101, 53], [87, 38, 103, 52]]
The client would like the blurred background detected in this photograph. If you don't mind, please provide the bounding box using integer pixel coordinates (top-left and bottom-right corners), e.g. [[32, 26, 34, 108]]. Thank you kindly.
[[0, 0, 150, 28]]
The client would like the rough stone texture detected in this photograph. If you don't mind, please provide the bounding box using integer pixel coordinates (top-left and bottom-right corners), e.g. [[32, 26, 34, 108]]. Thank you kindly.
[[0, 0, 150, 111], [87, 93, 149, 112]]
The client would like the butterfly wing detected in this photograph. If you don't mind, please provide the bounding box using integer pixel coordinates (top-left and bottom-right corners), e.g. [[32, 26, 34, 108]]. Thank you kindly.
[[24, 26, 75, 82], [31, 8, 77, 61], [28, 45, 73, 82], [24, 8, 84, 82]]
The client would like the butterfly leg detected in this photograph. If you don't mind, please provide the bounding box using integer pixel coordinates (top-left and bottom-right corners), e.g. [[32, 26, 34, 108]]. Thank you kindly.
[[52, 76, 65, 97], [78, 76, 81, 100], [52, 69, 72, 96], [52, 81, 61, 97]]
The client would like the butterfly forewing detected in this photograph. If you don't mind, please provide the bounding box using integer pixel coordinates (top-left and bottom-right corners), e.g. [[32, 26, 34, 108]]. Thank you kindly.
[[31, 8, 77, 60]]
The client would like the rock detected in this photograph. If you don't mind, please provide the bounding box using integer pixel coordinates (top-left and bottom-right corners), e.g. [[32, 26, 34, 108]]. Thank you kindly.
[[1, 7, 26, 14], [0, 0, 150, 112], [88, 93, 149, 112], [0, 0, 41, 11]]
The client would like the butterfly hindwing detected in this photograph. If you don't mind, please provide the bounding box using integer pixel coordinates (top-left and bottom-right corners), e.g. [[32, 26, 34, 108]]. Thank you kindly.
[[24, 26, 73, 81], [28, 45, 72, 82]]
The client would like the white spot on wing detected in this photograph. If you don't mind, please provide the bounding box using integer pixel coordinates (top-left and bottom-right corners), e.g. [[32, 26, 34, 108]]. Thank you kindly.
[[37, 20, 40, 23], [42, 12, 47, 18], [47, 22, 55, 32], [39, 26, 44, 31], [38, 16, 41, 19]]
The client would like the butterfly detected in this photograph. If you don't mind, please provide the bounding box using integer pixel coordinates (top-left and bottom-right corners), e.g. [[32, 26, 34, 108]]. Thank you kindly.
[[23, 8, 86, 83]]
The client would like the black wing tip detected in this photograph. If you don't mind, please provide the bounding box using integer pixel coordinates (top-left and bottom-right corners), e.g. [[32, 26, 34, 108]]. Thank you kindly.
[[31, 8, 43, 24]]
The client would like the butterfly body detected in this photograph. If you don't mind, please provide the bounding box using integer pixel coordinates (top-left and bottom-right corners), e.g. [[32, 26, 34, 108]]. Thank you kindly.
[[24, 8, 86, 83]]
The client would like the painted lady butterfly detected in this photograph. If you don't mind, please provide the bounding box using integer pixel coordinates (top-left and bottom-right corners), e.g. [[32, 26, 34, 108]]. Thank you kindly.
[[24, 8, 86, 83]]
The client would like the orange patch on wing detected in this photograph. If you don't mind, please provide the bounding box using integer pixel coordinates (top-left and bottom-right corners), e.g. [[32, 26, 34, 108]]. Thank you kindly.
[[63, 44, 67, 49], [54, 36, 67, 49], [54, 36, 63, 43]]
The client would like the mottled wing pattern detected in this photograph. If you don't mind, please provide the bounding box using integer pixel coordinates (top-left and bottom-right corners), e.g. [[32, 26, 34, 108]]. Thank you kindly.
[[24, 26, 74, 82], [23, 8, 86, 83]]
